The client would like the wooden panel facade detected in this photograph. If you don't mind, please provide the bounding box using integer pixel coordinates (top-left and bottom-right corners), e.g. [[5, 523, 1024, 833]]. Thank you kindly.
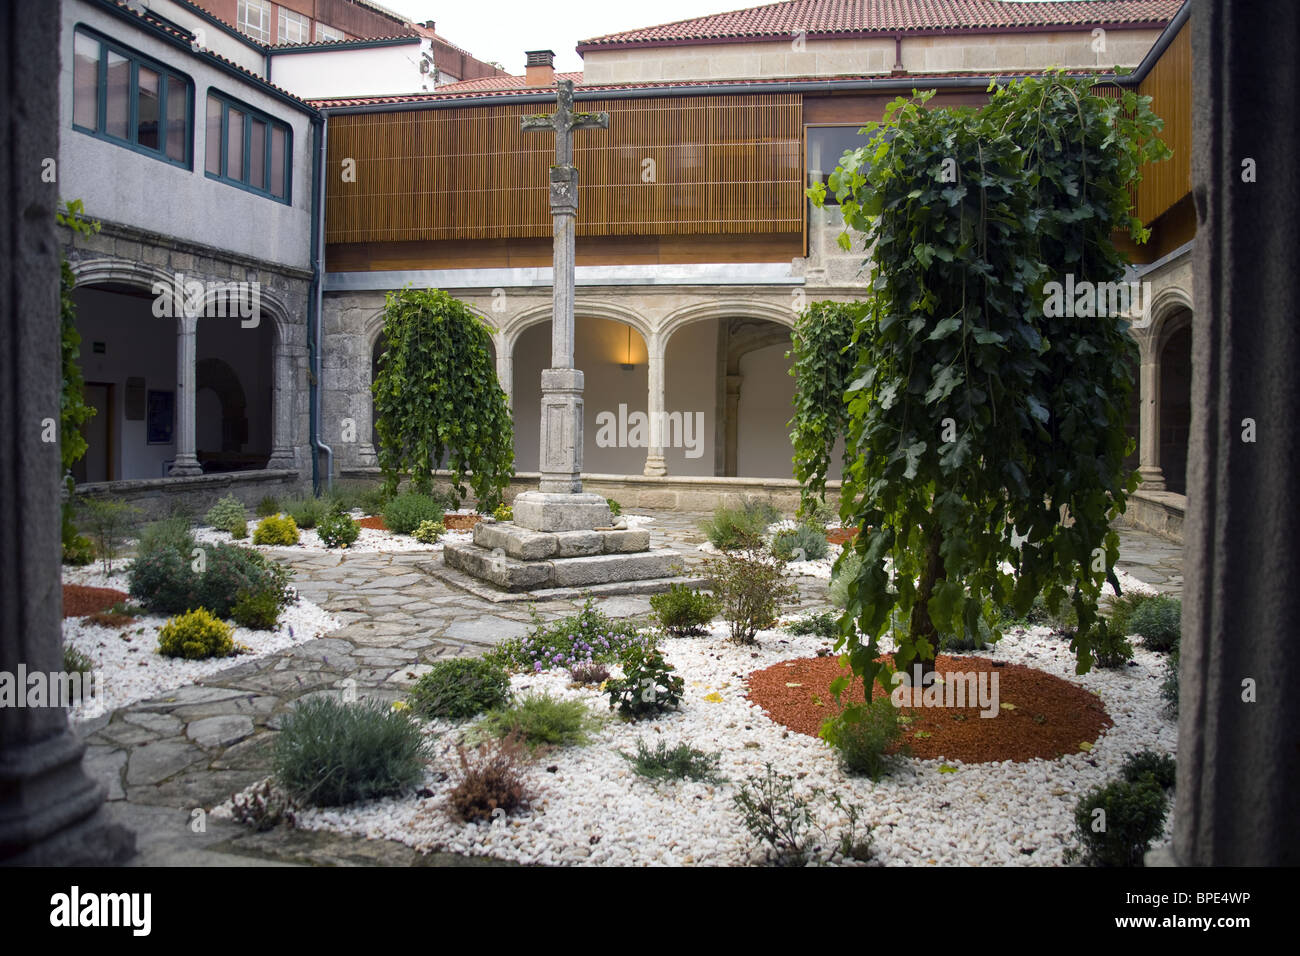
[[325, 94, 803, 245], [1136, 21, 1192, 225]]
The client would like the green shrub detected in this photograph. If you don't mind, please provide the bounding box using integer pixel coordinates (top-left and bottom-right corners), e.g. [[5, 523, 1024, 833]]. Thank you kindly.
[[205, 494, 247, 535], [128, 546, 199, 615], [157, 608, 234, 659], [699, 497, 779, 551], [253, 514, 299, 546], [1121, 751, 1176, 790], [273, 697, 429, 807], [1091, 618, 1134, 669], [137, 517, 195, 557], [1161, 647, 1180, 717], [231, 588, 282, 630], [383, 492, 448, 535], [195, 545, 294, 619], [356, 485, 389, 516], [317, 512, 360, 549], [706, 548, 800, 644], [771, 524, 829, 562], [282, 496, 326, 530], [799, 496, 837, 528], [62, 534, 95, 566], [622, 739, 723, 783], [996, 593, 1057, 629], [1128, 596, 1181, 652], [412, 519, 445, 544], [820, 696, 906, 780], [785, 610, 840, 640], [492, 503, 513, 522], [733, 763, 873, 866], [605, 498, 622, 517], [828, 548, 863, 609], [489, 597, 648, 672], [408, 657, 510, 720], [940, 614, 993, 651], [63, 643, 94, 675], [255, 496, 280, 518], [478, 692, 596, 750], [77, 497, 141, 573], [650, 584, 719, 636], [1069, 778, 1169, 867], [606, 645, 684, 720]]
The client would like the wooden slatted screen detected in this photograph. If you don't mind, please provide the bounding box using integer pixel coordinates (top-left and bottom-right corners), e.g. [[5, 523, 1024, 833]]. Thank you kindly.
[[325, 93, 803, 244], [1135, 21, 1192, 226]]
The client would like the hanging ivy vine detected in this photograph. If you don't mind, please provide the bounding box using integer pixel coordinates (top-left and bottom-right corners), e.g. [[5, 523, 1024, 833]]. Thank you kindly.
[[56, 199, 99, 478], [372, 288, 514, 509], [805, 73, 1170, 721], [788, 300, 864, 515]]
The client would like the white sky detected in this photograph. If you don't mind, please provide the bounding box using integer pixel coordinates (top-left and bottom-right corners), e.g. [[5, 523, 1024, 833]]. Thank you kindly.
[[383, 1, 776, 74], [381, 0, 1110, 75]]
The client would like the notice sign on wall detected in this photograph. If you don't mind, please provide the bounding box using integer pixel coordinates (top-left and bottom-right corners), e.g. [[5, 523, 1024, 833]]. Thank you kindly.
[[147, 389, 174, 445]]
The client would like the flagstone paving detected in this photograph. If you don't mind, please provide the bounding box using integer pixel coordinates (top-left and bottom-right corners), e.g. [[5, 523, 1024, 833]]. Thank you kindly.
[[76, 514, 1180, 866]]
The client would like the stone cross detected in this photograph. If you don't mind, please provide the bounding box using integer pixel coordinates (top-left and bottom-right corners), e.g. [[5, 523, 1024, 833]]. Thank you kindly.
[[511, 81, 614, 531]]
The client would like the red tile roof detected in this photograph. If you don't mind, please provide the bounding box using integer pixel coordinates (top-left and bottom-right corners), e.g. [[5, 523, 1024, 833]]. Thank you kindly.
[[309, 67, 1122, 109], [579, 0, 1184, 49]]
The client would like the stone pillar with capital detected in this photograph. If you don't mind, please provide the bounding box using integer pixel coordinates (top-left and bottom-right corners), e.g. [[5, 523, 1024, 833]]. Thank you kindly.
[[643, 330, 667, 477], [724, 374, 743, 477], [266, 337, 299, 471], [1137, 339, 1166, 491], [169, 313, 203, 476]]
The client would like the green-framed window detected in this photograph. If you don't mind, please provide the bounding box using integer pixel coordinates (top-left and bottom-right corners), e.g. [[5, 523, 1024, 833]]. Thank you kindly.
[[204, 91, 292, 204], [72, 26, 193, 168]]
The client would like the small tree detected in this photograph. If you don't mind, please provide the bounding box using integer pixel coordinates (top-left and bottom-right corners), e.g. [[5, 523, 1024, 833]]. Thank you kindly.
[[806, 74, 1169, 716], [372, 288, 514, 510]]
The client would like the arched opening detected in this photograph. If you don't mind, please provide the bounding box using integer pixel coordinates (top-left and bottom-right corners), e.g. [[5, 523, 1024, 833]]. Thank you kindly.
[[662, 317, 719, 476], [1159, 318, 1192, 495], [69, 284, 178, 482], [195, 308, 273, 472], [735, 333, 796, 478], [512, 315, 646, 474]]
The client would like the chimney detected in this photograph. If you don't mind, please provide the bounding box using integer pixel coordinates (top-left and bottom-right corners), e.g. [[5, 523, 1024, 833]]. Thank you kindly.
[[525, 49, 555, 88], [422, 20, 435, 31]]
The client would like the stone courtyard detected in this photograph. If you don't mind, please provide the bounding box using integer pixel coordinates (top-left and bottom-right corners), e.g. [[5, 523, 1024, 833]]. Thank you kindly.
[[73, 513, 1183, 867]]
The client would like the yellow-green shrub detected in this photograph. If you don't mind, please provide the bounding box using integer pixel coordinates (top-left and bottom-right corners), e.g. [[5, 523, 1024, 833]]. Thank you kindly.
[[253, 514, 299, 546], [157, 608, 234, 659]]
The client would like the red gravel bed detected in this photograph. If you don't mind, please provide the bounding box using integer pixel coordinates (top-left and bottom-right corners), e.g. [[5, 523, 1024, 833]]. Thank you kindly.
[[356, 515, 387, 530], [63, 584, 129, 618], [442, 513, 483, 531], [826, 527, 859, 546], [746, 654, 1112, 764]]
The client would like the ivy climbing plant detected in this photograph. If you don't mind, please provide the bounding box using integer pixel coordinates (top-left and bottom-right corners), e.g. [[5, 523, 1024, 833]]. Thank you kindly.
[[372, 288, 514, 510], [788, 300, 865, 517], [805, 73, 1170, 734], [57, 199, 99, 476]]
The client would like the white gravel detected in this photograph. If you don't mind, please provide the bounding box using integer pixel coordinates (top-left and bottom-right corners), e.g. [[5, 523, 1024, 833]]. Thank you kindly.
[[194, 510, 475, 554], [61, 563, 340, 721], [218, 619, 1178, 867]]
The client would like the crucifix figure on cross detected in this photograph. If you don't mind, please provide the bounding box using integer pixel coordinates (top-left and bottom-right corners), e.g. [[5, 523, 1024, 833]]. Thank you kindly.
[[511, 80, 616, 532]]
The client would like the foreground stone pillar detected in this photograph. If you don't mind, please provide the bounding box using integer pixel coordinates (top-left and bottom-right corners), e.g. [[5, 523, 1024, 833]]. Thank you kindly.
[[169, 312, 203, 476], [643, 330, 667, 477], [1174, 0, 1300, 865], [1137, 340, 1167, 490], [0, 1, 134, 865]]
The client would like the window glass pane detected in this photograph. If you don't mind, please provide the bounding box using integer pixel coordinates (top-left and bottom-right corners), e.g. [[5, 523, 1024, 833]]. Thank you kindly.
[[806, 126, 869, 205], [270, 125, 286, 197], [237, 0, 271, 43], [166, 76, 187, 162], [137, 67, 160, 150], [205, 96, 222, 174], [249, 119, 266, 189], [278, 9, 310, 44], [227, 108, 245, 181], [73, 33, 100, 129], [315, 24, 344, 42], [105, 51, 130, 140]]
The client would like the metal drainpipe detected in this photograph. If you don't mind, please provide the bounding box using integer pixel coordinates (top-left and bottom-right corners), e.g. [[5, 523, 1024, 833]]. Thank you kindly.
[[309, 111, 333, 496]]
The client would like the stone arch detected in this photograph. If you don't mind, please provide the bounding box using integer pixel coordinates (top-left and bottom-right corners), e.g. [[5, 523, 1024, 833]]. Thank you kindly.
[[659, 298, 795, 350], [195, 357, 247, 454], [503, 299, 652, 358], [70, 257, 184, 331]]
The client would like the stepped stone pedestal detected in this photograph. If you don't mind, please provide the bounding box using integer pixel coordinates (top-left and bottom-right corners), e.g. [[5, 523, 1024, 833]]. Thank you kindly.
[[443, 518, 677, 592]]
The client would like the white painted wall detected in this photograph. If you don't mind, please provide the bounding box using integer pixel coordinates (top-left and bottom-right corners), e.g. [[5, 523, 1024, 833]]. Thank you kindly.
[[737, 341, 797, 479], [269, 41, 432, 99], [73, 288, 178, 480], [144, 0, 268, 76], [61, 1, 314, 271]]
